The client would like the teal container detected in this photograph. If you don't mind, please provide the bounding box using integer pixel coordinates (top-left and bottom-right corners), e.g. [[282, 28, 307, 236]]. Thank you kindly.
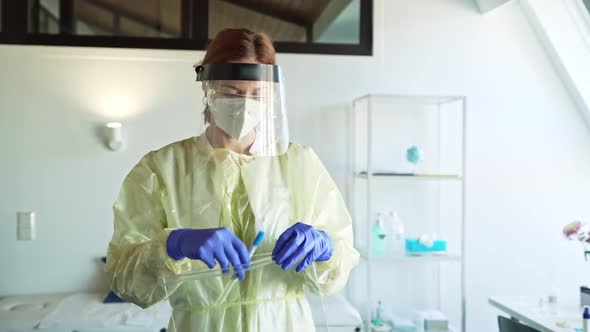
[[405, 238, 447, 253]]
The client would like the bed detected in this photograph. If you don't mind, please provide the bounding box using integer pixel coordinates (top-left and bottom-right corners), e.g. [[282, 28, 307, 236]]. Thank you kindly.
[[308, 293, 363, 332], [0, 292, 362, 332], [0, 292, 169, 332]]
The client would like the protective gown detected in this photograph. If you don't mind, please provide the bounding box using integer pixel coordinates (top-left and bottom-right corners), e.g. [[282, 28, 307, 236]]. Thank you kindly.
[[105, 134, 359, 331]]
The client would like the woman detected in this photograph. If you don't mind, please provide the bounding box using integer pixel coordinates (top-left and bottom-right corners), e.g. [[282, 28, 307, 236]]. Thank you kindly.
[[106, 28, 359, 332]]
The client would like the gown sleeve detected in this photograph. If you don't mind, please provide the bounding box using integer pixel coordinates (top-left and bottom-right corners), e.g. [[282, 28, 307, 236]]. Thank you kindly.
[[105, 153, 191, 308], [289, 146, 360, 295]]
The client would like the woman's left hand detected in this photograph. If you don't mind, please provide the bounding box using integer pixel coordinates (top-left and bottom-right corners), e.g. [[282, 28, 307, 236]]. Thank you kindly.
[[272, 222, 334, 272]]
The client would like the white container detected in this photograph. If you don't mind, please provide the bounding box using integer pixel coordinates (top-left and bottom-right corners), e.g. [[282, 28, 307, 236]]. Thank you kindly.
[[387, 211, 405, 257], [414, 310, 448, 332]]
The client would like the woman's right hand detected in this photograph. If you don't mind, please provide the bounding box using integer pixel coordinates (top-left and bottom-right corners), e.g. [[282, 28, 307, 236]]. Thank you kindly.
[[166, 227, 250, 280]]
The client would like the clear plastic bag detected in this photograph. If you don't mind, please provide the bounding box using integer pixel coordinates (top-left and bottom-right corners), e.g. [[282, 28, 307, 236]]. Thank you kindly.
[[161, 253, 331, 332]]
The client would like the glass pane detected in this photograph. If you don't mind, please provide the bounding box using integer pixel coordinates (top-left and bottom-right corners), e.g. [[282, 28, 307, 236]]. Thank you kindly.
[[316, 0, 360, 44], [37, 0, 61, 34], [33, 0, 182, 38], [209, 0, 361, 45]]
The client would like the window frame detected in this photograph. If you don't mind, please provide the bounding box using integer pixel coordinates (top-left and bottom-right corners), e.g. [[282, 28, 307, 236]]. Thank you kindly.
[[0, 0, 373, 56], [520, 0, 590, 130], [566, 0, 590, 48]]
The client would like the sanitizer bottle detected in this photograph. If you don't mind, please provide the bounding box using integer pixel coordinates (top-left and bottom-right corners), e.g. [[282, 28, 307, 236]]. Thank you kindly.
[[372, 213, 388, 257]]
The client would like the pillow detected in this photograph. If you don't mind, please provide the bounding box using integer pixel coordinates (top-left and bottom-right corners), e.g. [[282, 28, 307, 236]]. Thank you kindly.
[[101, 256, 126, 303]]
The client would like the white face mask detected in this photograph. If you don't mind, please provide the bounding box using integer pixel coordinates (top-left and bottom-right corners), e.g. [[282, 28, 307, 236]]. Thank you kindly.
[[209, 97, 264, 141]]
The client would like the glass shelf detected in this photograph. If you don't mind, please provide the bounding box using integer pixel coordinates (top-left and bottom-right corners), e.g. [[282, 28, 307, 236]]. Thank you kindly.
[[353, 94, 464, 105], [351, 94, 466, 331], [354, 171, 462, 181], [362, 321, 459, 332], [359, 250, 462, 264]]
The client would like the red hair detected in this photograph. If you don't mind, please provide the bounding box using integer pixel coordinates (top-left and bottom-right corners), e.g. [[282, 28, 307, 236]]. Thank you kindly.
[[199, 28, 276, 123], [202, 28, 276, 65]]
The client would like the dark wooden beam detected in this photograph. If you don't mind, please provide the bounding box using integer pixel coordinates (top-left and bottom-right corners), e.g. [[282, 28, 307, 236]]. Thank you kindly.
[[76, 13, 118, 36], [78, 14, 170, 38], [82, 0, 179, 36]]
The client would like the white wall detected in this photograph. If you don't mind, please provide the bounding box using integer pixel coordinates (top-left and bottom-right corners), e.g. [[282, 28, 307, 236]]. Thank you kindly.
[[1, 0, 590, 331], [0, 47, 203, 294]]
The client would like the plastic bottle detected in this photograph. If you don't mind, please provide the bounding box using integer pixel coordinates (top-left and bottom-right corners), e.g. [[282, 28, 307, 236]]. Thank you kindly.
[[371, 300, 393, 331], [387, 211, 406, 257], [584, 306, 589, 332], [372, 213, 388, 257], [373, 300, 383, 325]]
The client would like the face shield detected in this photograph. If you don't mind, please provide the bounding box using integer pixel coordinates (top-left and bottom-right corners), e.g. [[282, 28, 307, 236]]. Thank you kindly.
[[196, 63, 289, 156]]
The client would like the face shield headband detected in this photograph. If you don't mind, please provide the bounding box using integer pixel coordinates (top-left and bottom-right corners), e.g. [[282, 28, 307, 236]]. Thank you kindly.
[[195, 63, 283, 83]]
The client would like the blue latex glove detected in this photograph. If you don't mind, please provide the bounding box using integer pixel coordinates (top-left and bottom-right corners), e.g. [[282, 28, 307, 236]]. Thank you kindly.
[[272, 222, 334, 272], [166, 227, 250, 280]]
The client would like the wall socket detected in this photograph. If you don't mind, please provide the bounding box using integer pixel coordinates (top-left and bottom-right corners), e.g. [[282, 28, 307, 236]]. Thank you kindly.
[[17, 211, 36, 241]]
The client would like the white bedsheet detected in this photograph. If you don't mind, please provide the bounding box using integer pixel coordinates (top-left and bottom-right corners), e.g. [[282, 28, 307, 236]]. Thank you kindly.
[[308, 292, 363, 328], [38, 293, 170, 330], [0, 291, 361, 332], [0, 293, 67, 330]]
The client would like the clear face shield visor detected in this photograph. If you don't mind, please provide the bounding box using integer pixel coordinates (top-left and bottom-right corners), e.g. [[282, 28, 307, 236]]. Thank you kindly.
[[196, 63, 289, 156]]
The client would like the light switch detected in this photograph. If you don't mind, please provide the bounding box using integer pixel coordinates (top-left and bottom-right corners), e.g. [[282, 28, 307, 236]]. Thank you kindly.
[[17, 212, 36, 241]]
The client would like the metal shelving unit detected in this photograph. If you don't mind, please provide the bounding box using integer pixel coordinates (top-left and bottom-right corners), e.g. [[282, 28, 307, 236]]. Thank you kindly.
[[348, 94, 466, 332]]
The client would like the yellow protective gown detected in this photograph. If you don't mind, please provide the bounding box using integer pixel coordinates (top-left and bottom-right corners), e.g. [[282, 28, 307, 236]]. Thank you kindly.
[[106, 134, 359, 332]]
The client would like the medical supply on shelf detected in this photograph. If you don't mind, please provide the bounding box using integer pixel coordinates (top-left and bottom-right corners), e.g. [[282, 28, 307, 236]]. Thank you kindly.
[[386, 211, 406, 257], [414, 310, 448, 332], [392, 316, 416, 332], [370, 300, 393, 331], [372, 213, 388, 256], [406, 145, 424, 164], [372, 323, 394, 332], [405, 238, 447, 254], [372, 300, 384, 325]]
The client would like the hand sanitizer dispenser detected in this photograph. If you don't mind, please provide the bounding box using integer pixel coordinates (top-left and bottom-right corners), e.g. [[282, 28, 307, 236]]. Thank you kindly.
[[372, 213, 388, 257]]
